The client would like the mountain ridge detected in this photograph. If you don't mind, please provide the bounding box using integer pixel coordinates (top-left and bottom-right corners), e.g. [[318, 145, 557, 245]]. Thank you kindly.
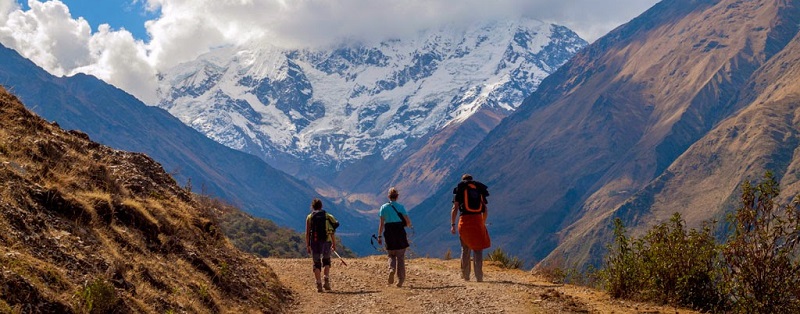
[[0, 44, 371, 254], [156, 19, 587, 177], [411, 0, 800, 268]]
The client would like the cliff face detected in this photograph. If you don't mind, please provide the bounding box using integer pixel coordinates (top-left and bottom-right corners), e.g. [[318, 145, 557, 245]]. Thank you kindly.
[[412, 0, 800, 267], [0, 87, 288, 312]]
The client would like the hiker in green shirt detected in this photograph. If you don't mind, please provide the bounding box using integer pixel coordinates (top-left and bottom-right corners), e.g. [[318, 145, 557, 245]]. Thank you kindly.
[[305, 198, 339, 292]]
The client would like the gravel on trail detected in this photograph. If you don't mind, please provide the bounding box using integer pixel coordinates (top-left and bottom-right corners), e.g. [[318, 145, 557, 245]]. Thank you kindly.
[[265, 256, 698, 314]]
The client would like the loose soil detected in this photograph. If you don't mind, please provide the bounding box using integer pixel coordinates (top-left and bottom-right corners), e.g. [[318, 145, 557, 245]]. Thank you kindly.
[[266, 256, 699, 313]]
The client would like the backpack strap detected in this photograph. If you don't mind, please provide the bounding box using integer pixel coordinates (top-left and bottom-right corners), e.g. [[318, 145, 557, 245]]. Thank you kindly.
[[462, 182, 485, 213], [389, 204, 407, 227]]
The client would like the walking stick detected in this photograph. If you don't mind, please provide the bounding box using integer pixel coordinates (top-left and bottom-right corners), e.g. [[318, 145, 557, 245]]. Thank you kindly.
[[332, 250, 348, 266], [370, 234, 386, 252]]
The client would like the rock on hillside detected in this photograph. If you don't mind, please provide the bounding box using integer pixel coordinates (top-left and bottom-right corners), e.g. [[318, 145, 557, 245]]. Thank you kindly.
[[0, 87, 289, 313]]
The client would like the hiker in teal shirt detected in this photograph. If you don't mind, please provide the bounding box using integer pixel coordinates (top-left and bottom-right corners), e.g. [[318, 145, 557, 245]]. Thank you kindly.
[[377, 187, 412, 287]]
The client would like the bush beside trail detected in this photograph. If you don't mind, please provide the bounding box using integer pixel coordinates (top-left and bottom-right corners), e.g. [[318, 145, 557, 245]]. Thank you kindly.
[[602, 172, 800, 313]]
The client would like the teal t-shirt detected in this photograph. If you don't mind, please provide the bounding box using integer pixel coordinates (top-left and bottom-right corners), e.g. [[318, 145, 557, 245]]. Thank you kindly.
[[379, 201, 408, 224]]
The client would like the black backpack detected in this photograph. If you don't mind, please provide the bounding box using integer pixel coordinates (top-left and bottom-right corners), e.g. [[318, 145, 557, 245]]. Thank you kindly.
[[462, 181, 485, 214], [310, 210, 329, 242], [310, 211, 339, 242]]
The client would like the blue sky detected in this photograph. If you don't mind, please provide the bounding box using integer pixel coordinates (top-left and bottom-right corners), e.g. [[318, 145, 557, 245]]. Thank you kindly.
[[16, 0, 157, 40]]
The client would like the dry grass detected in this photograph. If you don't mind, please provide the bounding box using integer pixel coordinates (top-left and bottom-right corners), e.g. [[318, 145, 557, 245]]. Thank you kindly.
[[0, 86, 290, 312]]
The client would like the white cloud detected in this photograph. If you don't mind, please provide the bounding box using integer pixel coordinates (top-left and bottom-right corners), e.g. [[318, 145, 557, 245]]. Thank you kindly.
[[0, 0, 659, 104], [73, 24, 156, 103], [0, 0, 92, 75]]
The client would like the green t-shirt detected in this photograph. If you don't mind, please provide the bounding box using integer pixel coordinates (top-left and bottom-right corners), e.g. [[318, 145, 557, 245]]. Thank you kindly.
[[306, 211, 338, 242]]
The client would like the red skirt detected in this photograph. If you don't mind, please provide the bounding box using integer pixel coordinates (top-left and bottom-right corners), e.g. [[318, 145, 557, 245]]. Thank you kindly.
[[458, 214, 491, 250]]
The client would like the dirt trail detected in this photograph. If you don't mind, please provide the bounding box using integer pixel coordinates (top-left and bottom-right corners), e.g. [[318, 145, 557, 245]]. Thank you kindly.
[[266, 256, 698, 313]]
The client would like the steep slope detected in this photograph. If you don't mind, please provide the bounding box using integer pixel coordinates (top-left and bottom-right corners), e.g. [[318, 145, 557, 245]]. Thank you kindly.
[[413, 0, 800, 266], [567, 4, 800, 263], [156, 20, 586, 180], [0, 87, 288, 312], [330, 106, 504, 210], [0, 44, 370, 250]]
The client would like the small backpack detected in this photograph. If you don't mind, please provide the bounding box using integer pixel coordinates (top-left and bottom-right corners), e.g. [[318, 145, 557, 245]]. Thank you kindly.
[[462, 182, 485, 213], [310, 210, 329, 242]]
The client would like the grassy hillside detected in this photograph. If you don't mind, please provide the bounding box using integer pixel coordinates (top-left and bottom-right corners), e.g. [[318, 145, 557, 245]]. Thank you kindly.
[[0, 86, 289, 312], [204, 195, 355, 259]]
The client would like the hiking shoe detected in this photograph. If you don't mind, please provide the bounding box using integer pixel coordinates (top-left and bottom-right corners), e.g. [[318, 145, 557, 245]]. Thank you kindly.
[[323, 277, 331, 291], [396, 280, 404, 288], [316, 282, 323, 293], [388, 269, 395, 285]]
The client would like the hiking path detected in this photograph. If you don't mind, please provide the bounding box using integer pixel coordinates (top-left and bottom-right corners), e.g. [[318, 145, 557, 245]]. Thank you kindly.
[[266, 256, 698, 313]]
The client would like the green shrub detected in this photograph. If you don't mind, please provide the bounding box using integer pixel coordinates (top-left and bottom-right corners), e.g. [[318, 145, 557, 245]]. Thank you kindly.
[[602, 218, 646, 299], [76, 279, 117, 314], [601, 213, 723, 310], [640, 214, 723, 310], [487, 247, 523, 269], [722, 172, 800, 313], [602, 171, 800, 312]]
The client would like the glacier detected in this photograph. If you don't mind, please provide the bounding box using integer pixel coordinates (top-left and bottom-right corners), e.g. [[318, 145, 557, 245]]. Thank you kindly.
[[156, 19, 587, 173]]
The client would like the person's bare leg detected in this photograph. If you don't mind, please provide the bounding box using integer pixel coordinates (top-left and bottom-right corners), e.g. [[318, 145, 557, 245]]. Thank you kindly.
[[460, 238, 471, 281], [474, 249, 483, 282]]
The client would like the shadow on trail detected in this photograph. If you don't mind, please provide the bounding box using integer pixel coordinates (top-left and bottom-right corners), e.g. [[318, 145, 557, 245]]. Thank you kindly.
[[325, 290, 380, 295], [409, 285, 466, 290], [482, 280, 563, 289]]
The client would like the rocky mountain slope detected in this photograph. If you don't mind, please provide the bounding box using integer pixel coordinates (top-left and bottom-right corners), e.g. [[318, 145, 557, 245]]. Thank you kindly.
[[156, 19, 585, 211], [0, 44, 370, 251], [0, 86, 289, 312], [412, 0, 800, 267]]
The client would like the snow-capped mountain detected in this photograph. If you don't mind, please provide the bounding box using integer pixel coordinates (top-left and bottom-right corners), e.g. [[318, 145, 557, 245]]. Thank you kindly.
[[156, 19, 586, 173]]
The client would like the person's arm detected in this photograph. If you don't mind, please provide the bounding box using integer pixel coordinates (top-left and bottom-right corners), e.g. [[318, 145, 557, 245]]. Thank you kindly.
[[404, 214, 413, 228], [482, 187, 489, 221], [305, 217, 311, 254], [451, 202, 459, 234], [377, 216, 385, 245]]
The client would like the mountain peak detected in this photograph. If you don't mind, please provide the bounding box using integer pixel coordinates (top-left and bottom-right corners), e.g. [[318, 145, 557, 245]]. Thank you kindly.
[[156, 18, 587, 174]]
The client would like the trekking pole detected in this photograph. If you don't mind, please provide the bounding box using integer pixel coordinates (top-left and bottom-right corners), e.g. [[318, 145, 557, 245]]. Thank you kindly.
[[370, 234, 385, 252], [332, 250, 348, 266]]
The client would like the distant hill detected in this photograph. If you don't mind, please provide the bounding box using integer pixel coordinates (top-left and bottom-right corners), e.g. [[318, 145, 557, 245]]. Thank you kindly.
[[0, 86, 288, 312], [412, 0, 800, 267], [0, 44, 372, 254], [206, 194, 355, 258]]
